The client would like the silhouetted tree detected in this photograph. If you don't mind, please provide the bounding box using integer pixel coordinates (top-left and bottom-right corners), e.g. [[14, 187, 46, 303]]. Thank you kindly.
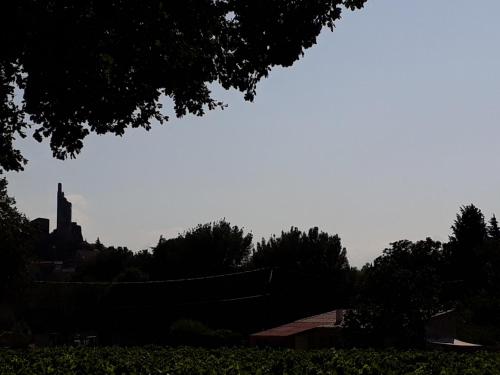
[[0, 177, 33, 301], [444, 204, 488, 289], [252, 226, 349, 276], [94, 237, 105, 251], [128, 249, 153, 277], [346, 238, 444, 347], [252, 227, 351, 320], [74, 246, 133, 281], [449, 204, 487, 248], [474, 215, 500, 294], [152, 220, 253, 279], [0, 0, 367, 172], [488, 215, 500, 241]]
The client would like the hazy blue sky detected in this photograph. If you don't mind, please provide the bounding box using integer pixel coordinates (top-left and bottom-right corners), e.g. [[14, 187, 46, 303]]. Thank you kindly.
[[7, 0, 500, 266]]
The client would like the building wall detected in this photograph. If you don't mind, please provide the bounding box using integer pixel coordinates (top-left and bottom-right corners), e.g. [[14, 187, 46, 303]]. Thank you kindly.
[[294, 327, 344, 349], [425, 310, 456, 342]]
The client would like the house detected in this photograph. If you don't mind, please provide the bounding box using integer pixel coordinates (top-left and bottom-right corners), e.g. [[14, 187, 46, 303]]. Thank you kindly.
[[250, 310, 346, 349]]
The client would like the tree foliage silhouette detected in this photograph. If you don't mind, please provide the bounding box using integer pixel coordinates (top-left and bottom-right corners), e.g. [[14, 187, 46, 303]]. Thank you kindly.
[[0, 178, 33, 301], [0, 0, 367, 172], [346, 239, 444, 347], [252, 227, 352, 319], [252, 226, 349, 275], [488, 215, 500, 241], [346, 205, 500, 347], [444, 204, 488, 288], [152, 219, 252, 279], [449, 204, 487, 249], [75, 246, 134, 282]]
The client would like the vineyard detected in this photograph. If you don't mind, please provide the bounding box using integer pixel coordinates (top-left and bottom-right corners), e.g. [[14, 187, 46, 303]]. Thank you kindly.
[[1, 347, 499, 375]]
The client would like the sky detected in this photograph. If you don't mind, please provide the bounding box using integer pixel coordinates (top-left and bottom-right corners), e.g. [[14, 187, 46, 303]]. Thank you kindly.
[[6, 0, 500, 267]]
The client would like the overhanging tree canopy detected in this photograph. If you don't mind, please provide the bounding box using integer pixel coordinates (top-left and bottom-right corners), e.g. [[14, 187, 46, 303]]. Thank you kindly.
[[0, 0, 366, 172]]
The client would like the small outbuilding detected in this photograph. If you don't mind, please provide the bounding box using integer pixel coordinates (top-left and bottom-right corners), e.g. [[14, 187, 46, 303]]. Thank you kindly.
[[425, 309, 481, 351]]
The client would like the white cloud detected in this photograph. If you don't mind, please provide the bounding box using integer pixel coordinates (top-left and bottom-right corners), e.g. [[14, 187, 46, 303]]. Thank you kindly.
[[66, 193, 91, 232], [67, 194, 88, 210]]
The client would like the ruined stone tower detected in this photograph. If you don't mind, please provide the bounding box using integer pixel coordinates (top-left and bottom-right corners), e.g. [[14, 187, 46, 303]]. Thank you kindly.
[[31, 183, 84, 261], [54, 183, 83, 258], [57, 182, 72, 232]]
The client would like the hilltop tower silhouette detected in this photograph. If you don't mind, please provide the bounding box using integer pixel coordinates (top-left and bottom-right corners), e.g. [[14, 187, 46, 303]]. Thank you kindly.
[[57, 182, 72, 232], [52, 183, 83, 257]]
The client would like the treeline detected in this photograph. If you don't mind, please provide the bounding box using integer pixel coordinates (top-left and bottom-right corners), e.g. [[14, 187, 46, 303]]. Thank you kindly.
[[68, 222, 355, 334], [72, 223, 352, 287], [348, 205, 500, 347], [67, 206, 500, 346], [2, 176, 500, 346]]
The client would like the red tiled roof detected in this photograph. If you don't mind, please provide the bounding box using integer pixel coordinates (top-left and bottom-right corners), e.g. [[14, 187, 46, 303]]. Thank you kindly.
[[297, 310, 343, 324], [251, 310, 344, 338]]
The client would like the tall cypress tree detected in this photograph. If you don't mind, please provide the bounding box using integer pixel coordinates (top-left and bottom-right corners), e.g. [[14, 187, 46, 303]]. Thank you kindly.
[[445, 204, 487, 288], [488, 215, 500, 240], [449, 204, 487, 249]]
